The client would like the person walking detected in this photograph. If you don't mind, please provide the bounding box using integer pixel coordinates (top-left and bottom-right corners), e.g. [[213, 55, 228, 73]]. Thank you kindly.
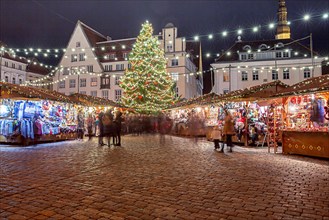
[[98, 111, 105, 146], [114, 111, 123, 146], [77, 110, 85, 140], [86, 114, 94, 141], [223, 110, 235, 152]]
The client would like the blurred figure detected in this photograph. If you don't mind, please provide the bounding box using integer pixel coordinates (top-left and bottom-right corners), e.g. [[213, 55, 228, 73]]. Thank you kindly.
[[77, 110, 85, 140], [223, 110, 235, 152], [98, 111, 105, 146], [211, 126, 223, 152], [114, 111, 123, 146], [86, 114, 95, 141]]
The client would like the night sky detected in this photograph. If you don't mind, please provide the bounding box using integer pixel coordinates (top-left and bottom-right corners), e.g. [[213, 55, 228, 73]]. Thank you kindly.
[[1, 0, 328, 93]]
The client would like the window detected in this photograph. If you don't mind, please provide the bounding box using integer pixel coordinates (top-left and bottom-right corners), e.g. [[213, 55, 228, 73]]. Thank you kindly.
[[71, 54, 77, 62], [4, 61, 8, 67], [223, 89, 229, 94], [19, 78, 22, 84], [18, 65, 22, 70], [275, 52, 282, 58], [12, 77, 16, 84], [59, 81, 65, 88], [76, 42, 80, 47], [115, 76, 120, 85], [175, 87, 179, 98], [90, 91, 97, 97], [252, 70, 259, 81], [80, 91, 86, 95], [102, 90, 109, 99], [101, 77, 110, 88], [63, 68, 69, 75], [5, 76, 9, 82], [87, 65, 93, 72], [241, 71, 248, 81], [240, 54, 247, 60], [283, 69, 290, 79], [167, 44, 173, 52], [128, 63, 132, 69], [223, 72, 229, 82], [116, 64, 124, 71], [283, 51, 289, 58], [171, 59, 178, 66], [243, 45, 251, 51], [123, 53, 128, 58], [69, 79, 76, 88], [272, 70, 278, 80], [115, 90, 122, 102], [12, 63, 16, 68], [91, 77, 97, 86], [171, 73, 179, 81], [248, 54, 254, 60], [71, 67, 77, 75], [109, 54, 116, 59], [79, 53, 85, 61], [304, 68, 311, 78], [80, 78, 86, 87], [105, 65, 112, 72]]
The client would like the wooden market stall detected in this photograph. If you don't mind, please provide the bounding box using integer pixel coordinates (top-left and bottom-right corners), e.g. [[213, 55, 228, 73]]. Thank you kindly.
[[208, 81, 289, 147], [270, 75, 329, 158], [0, 82, 83, 145], [166, 93, 222, 137]]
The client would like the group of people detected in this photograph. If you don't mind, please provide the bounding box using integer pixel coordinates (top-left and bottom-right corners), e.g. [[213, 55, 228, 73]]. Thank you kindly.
[[76, 109, 123, 147]]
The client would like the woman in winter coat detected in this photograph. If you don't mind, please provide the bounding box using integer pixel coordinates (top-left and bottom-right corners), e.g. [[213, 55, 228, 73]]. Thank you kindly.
[[223, 110, 235, 152]]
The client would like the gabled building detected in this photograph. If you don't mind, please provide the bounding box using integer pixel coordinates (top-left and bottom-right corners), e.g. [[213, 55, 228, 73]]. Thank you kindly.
[[0, 42, 52, 90], [53, 21, 203, 101], [211, 0, 327, 94]]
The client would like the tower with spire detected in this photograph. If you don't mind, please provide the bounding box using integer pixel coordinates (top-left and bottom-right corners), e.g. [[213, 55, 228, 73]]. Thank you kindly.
[[276, 0, 291, 39]]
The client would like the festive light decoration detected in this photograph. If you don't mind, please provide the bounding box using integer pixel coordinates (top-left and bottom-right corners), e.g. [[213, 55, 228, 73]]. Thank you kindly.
[[120, 21, 176, 113]]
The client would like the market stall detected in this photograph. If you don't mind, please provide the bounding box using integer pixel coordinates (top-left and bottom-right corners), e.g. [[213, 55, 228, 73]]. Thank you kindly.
[[0, 82, 82, 145], [271, 75, 329, 158]]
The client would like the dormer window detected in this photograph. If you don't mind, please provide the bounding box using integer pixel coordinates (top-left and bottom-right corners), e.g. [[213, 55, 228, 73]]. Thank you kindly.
[[76, 42, 81, 47], [243, 45, 251, 51], [276, 42, 284, 48], [259, 44, 268, 50]]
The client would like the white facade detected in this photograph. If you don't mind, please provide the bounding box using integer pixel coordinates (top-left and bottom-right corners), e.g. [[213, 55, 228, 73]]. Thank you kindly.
[[53, 21, 203, 101], [0, 54, 27, 85], [211, 57, 325, 94]]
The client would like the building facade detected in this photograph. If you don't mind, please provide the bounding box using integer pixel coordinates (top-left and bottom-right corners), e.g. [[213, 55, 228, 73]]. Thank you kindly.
[[53, 21, 203, 101], [211, 0, 327, 94], [0, 45, 52, 90]]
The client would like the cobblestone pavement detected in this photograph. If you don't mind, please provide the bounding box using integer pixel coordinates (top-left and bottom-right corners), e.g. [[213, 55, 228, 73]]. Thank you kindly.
[[1, 135, 329, 220]]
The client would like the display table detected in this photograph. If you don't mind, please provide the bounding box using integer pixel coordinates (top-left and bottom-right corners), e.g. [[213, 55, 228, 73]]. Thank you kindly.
[[282, 130, 329, 158]]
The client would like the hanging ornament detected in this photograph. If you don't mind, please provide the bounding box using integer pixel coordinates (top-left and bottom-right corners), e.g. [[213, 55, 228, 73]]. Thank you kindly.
[[138, 95, 143, 100]]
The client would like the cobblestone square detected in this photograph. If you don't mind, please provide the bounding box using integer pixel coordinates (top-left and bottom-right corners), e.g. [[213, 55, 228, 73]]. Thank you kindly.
[[1, 135, 328, 219]]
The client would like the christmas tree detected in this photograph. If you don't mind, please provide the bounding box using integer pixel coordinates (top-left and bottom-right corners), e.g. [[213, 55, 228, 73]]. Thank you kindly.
[[120, 21, 175, 113]]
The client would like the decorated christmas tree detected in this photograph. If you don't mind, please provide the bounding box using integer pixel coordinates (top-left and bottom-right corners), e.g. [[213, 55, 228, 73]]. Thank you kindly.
[[120, 21, 175, 113]]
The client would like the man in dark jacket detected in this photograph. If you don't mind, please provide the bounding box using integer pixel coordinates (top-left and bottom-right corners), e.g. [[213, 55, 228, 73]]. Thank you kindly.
[[114, 111, 123, 146]]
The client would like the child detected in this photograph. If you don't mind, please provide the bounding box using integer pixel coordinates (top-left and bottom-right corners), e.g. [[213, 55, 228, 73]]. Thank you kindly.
[[211, 126, 222, 151]]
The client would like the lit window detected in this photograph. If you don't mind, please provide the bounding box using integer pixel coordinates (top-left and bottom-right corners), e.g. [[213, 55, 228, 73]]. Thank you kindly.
[[223, 72, 229, 82], [115, 76, 120, 85], [171, 73, 179, 81], [79, 53, 85, 61], [90, 77, 97, 86], [71, 54, 77, 62], [102, 90, 109, 99]]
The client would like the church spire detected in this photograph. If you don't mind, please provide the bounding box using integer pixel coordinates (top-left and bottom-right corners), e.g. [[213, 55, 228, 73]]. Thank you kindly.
[[276, 0, 291, 39]]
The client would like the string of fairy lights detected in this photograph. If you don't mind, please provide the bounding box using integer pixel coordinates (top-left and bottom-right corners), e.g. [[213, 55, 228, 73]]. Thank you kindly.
[[0, 12, 328, 87]]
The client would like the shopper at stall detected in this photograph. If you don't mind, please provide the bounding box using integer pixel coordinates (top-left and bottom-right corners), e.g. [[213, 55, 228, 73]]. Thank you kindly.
[[87, 114, 95, 141], [77, 110, 85, 140], [223, 110, 235, 152], [211, 126, 223, 151], [249, 124, 258, 146]]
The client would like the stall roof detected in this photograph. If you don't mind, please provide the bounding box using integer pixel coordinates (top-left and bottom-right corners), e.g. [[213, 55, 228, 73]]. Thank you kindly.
[[167, 92, 222, 109], [216, 80, 289, 102], [0, 82, 81, 104], [271, 75, 329, 97], [69, 93, 126, 108]]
